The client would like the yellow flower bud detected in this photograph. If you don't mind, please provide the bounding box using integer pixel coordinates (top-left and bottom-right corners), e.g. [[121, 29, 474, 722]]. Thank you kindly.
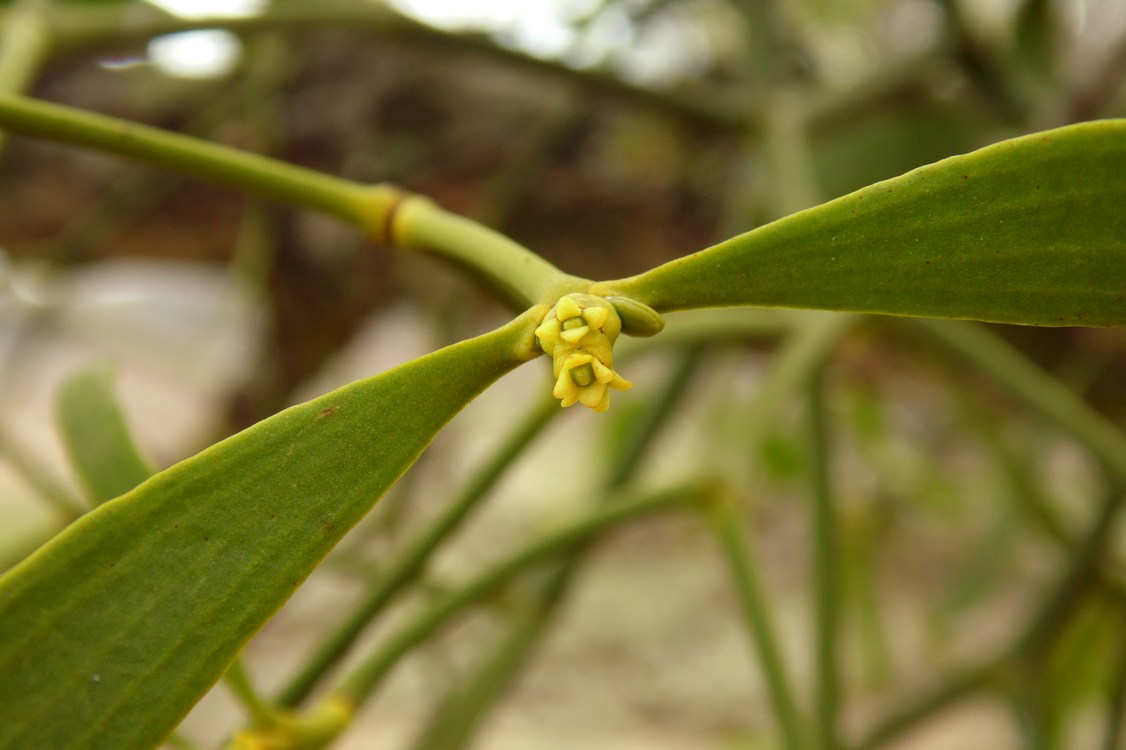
[[536, 293, 634, 412]]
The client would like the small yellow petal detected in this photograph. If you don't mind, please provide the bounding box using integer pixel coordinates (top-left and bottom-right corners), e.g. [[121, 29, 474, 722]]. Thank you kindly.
[[578, 382, 608, 408], [592, 391, 612, 412], [591, 359, 614, 384], [553, 369, 578, 402], [562, 351, 594, 370], [560, 325, 590, 344], [610, 373, 633, 391], [534, 318, 560, 340], [583, 306, 609, 330], [556, 295, 583, 320]]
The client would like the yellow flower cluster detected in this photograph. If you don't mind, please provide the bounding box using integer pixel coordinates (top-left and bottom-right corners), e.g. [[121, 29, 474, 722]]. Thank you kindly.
[[535, 293, 632, 412]]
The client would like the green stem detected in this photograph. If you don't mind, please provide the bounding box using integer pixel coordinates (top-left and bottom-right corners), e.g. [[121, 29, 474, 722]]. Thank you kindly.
[[329, 483, 702, 711], [608, 344, 709, 487], [935, 0, 1027, 125], [0, 0, 51, 93], [851, 664, 998, 750], [408, 604, 546, 750], [275, 396, 560, 708], [392, 195, 585, 307], [165, 730, 202, 750], [0, 425, 84, 519], [404, 346, 710, 750], [853, 491, 1123, 750], [1007, 491, 1122, 750], [741, 313, 853, 452], [0, 92, 579, 307], [41, 0, 753, 133], [223, 657, 276, 725], [807, 366, 840, 750], [1009, 492, 1122, 660], [1102, 597, 1126, 750], [708, 492, 809, 750], [0, 93, 395, 231], [918, 320, 1126, 486], [844, 523, 893, 688]]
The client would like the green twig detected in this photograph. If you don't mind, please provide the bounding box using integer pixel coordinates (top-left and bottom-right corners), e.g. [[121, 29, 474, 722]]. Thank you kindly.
[[223, 657, 276, 726], [165, 730, 202, 750], [935, 0, 1027, 124], [1007, 491, 1123, 750], [0, 425, 84, 519], [608, 343, 709, 487], [807, 366, 840, 750], [1102, 598, 1126, 750], [408, 603, 546, 750], [0, 93, 579, 307], [851, 663, 998, 750], [392, 195, 587, 307], [843, 522, 893, 689], [853, 491, 1123, 750], [404, 345, 711, 750], [1009, 493, 1122, 661], [0, 92, 392, 230], [918, 320, 1126, 486], [707, 490, 809, 750], [328, 483, 703, 711], [0, 0, 52, 151], [39, 0, 754, 133], [275, 396, 560, 708]]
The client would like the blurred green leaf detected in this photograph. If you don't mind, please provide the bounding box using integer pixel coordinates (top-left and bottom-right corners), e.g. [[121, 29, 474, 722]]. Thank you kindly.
[[0, 310, 538, 750], [56, 361, 153, 507], [599, 120, 1126, 326]]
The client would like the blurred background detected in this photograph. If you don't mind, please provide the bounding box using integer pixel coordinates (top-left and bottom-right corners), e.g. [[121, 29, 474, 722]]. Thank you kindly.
[[1, 1, 1125, 748]]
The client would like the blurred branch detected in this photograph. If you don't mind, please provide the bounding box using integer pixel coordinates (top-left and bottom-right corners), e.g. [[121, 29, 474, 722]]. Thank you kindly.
[[0, 93, 581, 308], [1064, 36, 1126, 123], [851, 663, 998, 750], [400, 347, 710, 750], [853, 490, 1123, 750], [275, 396, 560, 708], [324, 483, 704, 723], [1102, 598, 1126, 750], [0, 0, 53, 151], [1006, 491, 1123, 748], [707, 489, 810, 750], [935, 0, 1028, 124], [807, 366, 841, 750], [0, 92, 389, 228], [0, 425, 84, 520], [918, 320, 1126, 487], [40, 0, 757, 132]]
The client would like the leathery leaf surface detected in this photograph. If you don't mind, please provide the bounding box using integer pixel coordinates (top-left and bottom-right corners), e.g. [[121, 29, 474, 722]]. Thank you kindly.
[[594, 120, 1126, 326], [0, 309, 539, 750]]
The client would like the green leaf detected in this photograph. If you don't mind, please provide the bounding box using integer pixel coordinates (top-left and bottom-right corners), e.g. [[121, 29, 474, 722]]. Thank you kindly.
[[595, 120, 1126, 326], [0, 310, 539, 750], [56, 361, 153, 507]]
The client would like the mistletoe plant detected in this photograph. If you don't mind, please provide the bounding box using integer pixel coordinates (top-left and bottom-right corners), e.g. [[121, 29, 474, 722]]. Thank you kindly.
[[0, 87, 1123, 750]]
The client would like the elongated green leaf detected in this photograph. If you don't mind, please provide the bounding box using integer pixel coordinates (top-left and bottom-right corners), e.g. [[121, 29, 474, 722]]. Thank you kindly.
[[0, 310, 539, 750], [594, 120, 1126, 326], [56, 362, 153, 506]]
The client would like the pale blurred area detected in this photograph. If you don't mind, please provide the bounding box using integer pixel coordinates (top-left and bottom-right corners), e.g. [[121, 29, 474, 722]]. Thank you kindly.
[[1, 1, 1125, 749]]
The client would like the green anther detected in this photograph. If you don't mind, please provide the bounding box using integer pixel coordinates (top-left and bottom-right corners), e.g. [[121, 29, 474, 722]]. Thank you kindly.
[[570, 363, 596, 387], [562, 317, 587, 331]]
